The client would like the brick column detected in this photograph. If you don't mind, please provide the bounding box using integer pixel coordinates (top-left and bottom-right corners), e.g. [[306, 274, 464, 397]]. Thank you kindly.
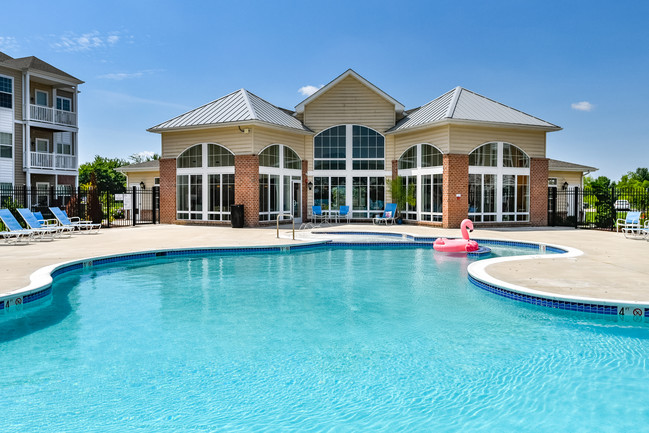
[[159, 158, 176, 224], [234, 154, 259, 227], [391, 159, 398, 180], [530, 157, 549, 226], [442, 154, 469, 228], [302, 160, 309, 222]]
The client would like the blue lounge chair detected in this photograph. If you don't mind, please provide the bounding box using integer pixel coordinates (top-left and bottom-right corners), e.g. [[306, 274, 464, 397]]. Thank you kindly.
[[49, 207, 101, 233], [339, 205, 351, 223], [617, 211, 642, 238], [373, 203, 398, 225], [18, 208, 72, 238], [0, 208, 45, 242]]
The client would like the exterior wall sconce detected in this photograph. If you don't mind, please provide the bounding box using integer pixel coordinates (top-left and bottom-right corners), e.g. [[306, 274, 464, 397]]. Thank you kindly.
[[140, 181, 145, 189], [562, 182, 569, 190], [307, 181, 313, 191]]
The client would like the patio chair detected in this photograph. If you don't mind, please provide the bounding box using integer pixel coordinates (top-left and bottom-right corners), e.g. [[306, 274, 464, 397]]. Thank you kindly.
[[373, 203, 398, 225], [339, 205, 351, 223], [311, 205, 325, 225], [18, 208, 72, 238], [617, 211, 642, 237], [49, 207, 101, 233], [0, 208, 44, 242]]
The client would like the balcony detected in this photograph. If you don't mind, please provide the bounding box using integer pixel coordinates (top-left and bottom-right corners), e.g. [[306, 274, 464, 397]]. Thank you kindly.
[[30, 151, 77, 171], [30, 104, 78, 127]]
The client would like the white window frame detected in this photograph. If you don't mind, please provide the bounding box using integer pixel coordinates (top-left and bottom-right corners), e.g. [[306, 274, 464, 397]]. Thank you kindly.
[[35, 138, 49, 153], [176, 143, 235, 221], [35, 90, 49, 107], [0, 74, 13, 110], [468, 142, 530, 223], [56, 96, 72, 112], [0, 131, 11, 159], [258, 144, 302, 221], [397, 143, 444, 222]]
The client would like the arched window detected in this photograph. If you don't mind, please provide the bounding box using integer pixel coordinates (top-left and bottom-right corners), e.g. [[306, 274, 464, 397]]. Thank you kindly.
[[397, 144, 444, 222], [258, 144, 302, 222], [176, 143, 235, 221], [468, 142, 530, 222]]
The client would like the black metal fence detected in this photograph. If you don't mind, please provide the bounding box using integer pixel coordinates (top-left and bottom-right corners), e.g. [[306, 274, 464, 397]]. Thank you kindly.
[[0, 185, 159, 229], [549, 187, 649, 230]]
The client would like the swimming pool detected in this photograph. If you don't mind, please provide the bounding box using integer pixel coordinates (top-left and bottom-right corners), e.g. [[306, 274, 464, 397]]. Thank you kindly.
[[1, 244, 648, 431]]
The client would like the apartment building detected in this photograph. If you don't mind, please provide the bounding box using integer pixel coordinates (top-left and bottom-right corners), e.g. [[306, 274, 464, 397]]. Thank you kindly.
[[0, 51, 83, 206]]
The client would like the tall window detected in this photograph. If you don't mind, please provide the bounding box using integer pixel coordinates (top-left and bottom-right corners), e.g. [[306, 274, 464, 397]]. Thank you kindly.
[[0, 132, 11, 158], [397, 144, 444, 222], [176, 143, 235, 221], [0, 76, 12, 109], [469, 142, 530, 222], [312, 125, 386, 218], [259, 144, 302, 221]]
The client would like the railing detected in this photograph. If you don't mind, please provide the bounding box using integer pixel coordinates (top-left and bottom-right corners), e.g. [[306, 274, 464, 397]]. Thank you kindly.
[[276, 213, 295, 240], [30, 152, 77, 170], [30, 104, 77, 127]]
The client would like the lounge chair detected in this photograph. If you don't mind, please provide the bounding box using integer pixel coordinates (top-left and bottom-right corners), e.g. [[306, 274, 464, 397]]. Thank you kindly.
[[339, 205, 351, 223], [18, 208, 72, 238], [0, 208, 46, 242], [373, 203, 398, 225], [618, 211, 642, 238], [49, 207, 101, 233], [311, 205, 325, 225]]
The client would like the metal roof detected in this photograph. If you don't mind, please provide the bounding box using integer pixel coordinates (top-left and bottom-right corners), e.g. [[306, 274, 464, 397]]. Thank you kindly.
[[548, 159, 597, 173], [294, 69, 405, 114], [148, 89, 311, 133], [388, 87, 560, 133], [116, 160, 160, 173]]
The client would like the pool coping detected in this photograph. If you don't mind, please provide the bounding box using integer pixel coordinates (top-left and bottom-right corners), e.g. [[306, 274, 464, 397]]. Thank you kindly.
[[2, 233, 647, 320]]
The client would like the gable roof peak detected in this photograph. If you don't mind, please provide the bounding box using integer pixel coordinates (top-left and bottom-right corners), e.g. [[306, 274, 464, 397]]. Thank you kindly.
[[295, 69, 404, 114]]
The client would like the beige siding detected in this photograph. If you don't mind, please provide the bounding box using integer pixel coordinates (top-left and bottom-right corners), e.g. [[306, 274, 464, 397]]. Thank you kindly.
[[548, 170, 583, 187], [124, 171, 159, 188], [448, 125, 547, 157], [14, 123, 25, 185], [303, 75, 396, 133], [161, 126, 254, 158], [392, 125, 450, 160], [252, 126, 310, 160]]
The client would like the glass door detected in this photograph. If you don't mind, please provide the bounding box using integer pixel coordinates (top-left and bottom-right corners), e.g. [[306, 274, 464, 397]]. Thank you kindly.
[[292, 180, 301, 223]]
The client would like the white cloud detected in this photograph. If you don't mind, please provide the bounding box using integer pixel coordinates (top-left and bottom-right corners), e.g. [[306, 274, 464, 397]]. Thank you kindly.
[[298, 84, 323, 97], [98, 69, 160, 80], [92, 89, 190, 110], [51, 31, 122, 52], [571, 101, 594, 112], [0, 36, 19, 52]]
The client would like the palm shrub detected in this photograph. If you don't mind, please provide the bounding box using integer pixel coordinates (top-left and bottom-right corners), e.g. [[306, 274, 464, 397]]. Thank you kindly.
[[388, 176, 416, 218]]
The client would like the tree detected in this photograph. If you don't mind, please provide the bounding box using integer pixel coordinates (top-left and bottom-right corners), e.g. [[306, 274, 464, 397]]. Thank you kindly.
[[388, 177, 416, 217], [128, 151, 160, 164], [79, 155, 128, 193], [617, 168, 649, 190]]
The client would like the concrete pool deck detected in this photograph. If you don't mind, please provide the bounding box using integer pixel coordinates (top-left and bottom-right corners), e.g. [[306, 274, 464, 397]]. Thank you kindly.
[[1, 224, 647, 304]]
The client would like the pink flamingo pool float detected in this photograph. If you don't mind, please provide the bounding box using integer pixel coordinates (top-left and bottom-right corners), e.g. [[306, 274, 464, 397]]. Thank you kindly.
[[433, 219, 479, 253]]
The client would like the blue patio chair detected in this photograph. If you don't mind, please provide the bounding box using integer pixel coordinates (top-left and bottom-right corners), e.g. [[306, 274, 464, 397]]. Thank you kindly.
[[617, 211, 642, 237], [311, 205, 324, 225], [0, 208, 44, 242], [49, 207, 101, 233], [339, 205, 351, 223], [373, 203, 398, 225], [18, 208, 72, 238]]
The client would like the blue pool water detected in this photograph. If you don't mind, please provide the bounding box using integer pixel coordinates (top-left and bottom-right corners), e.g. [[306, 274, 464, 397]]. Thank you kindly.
[[1, 245, 648, 432]]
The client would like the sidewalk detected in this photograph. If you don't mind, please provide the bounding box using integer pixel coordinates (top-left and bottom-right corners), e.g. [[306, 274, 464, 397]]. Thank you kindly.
[[1, 224, 647, 304]]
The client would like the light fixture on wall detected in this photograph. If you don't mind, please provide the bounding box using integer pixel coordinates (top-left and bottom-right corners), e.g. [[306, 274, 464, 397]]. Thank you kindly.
[[140, 181, 145, 189], [307, 181, 313, 191], [562, 182, 569, 190]]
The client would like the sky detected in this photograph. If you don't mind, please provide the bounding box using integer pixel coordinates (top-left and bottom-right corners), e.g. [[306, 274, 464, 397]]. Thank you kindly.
[[1, 0, 647, 181]]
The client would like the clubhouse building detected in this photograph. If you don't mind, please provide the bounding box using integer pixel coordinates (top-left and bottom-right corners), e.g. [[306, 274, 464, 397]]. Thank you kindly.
[[148, 69, 564, 228]]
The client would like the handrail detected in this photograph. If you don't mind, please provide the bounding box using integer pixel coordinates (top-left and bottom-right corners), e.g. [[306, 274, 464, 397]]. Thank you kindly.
[[276, 213, 295, 240]]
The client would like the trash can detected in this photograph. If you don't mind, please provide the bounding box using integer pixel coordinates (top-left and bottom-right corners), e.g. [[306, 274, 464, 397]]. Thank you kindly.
[[231, 204, 244, 228]]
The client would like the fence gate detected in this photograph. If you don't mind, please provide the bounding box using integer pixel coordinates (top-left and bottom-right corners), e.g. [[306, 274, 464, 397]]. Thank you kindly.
[[548, 187, 648, 230]]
